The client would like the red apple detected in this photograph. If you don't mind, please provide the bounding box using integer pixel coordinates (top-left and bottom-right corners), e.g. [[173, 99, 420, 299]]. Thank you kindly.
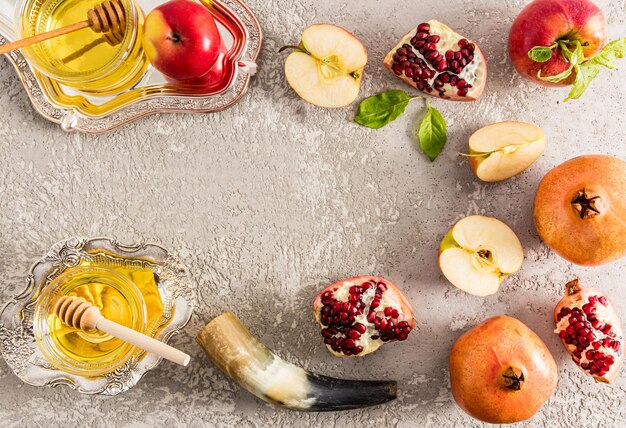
[[508, 0, 606, 86], [143, 0, 222, 81]]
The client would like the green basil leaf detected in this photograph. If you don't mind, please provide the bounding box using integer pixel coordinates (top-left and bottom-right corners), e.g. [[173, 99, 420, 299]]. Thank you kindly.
[[418, 102, 447, 161], [589, 38, 626, 68], [528, 46, 553, 62], [354, 90, 412, 129], [565, 62, 602, 102]]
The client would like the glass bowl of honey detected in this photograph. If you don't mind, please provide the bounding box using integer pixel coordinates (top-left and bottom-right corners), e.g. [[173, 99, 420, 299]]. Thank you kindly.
[[33, 266, 148, 377], [16, 0, 148, 94]]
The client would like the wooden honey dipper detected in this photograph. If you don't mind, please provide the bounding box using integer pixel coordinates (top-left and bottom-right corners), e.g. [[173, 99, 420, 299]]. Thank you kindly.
[[0, 0, 126, 56], [53, 295, 191, 366]]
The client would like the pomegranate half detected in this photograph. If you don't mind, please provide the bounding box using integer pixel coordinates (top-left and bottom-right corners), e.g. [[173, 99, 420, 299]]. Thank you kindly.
[[555, 279, 624, 383], [449, 316, 558, 424], [313, 276, 416, 357], [384, 20, 487, 101], [533, 155, 626, 266]]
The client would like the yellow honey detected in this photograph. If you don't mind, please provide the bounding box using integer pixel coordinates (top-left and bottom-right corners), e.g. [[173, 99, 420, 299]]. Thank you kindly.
[[19, 0, 148, 94], [46, 264, 164, 369]]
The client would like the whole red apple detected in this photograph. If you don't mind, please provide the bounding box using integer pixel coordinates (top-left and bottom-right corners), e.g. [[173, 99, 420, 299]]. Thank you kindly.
[[508, 0, 606, 86], [143, 0, 222, 81]]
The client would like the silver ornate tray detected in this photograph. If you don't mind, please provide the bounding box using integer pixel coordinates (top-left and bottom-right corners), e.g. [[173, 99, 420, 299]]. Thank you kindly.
[[0, 237, 195, 395], [0, 0, 262, 133]]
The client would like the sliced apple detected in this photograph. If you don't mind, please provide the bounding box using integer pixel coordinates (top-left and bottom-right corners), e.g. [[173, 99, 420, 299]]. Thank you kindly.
[[467, 122, 546, 182], [438, 215, 524, 296], [282, 24, 367, 108]]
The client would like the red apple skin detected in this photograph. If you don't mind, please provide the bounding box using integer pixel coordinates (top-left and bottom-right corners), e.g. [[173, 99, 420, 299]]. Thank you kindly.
[[143, 0, 222, 81], [508, 0, 607, 86]]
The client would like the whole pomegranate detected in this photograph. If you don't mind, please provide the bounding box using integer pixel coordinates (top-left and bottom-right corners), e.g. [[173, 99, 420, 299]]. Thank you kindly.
[[449, 316, 558, 424], [534, 155, 626, 266], [313, 276, 416, 357], [555, 279, 624, 383], [384, 20, 487, 101]]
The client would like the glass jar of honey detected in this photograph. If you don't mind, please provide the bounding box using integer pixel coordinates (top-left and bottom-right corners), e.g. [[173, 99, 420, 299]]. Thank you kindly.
[[16, 0, 148, 95], [34, 266, 149, 377]]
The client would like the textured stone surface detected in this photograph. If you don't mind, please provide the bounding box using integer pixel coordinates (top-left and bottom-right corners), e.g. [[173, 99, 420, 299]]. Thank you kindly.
[[0, 0, 625, 426]]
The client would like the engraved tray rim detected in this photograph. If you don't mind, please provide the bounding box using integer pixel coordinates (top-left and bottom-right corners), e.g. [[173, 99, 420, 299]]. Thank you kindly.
[[0, 0, 263, 133], [0, 237, 196, 396]]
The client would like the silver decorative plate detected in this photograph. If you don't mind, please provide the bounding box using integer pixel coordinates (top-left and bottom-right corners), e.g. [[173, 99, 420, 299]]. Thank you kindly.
[[0, 0, 262, 133], [0, 237, 195, 396]]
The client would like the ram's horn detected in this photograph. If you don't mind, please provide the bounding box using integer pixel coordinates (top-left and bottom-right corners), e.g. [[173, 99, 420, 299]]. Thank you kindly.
[[196, 312, 397, 411]]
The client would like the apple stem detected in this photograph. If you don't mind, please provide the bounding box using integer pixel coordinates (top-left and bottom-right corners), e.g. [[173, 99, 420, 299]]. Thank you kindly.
[[278, 45, 309, 54]]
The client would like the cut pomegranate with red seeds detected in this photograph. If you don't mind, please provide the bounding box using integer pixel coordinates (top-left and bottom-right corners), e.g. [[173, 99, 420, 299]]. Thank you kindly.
[[554, 279, 624, 384], [313, 276, 417, 357], [383, 20, 487, 101]]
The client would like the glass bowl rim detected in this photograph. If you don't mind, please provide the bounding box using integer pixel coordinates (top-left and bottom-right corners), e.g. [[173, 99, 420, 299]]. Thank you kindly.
[[33, 264, 147, 377], [14, 0, 139, 83]]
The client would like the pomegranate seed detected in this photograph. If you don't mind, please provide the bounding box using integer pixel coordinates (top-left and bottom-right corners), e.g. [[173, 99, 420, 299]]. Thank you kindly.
[[428, 35, 440, 43], [398, 333, 408, 341], [367, 311, 376, 323], [453, 67, 463, 74], [559, 330, 567, 339], [384, 307, 393, 317], [321, 329, 333, 338], [345, 339, 356, 349], [380, 319, 388, 330], [371, 335, 380, 340], [461, 48, 470, 57], [414, 40, 425, 49], [416, 32, 429, 40], [599, 296, 607, 306], [454, 51, 462, 60], [458, 38, 468, 48], [601, 324, 612, 334], [417, 23, 430, 32], [436, 61, 448, 71], [370, 300, 380, 309], [582, 303, 596, 315], [586, 350, 595, 360], [426, 51, 438, 61], [354, 345, 363, 354], [457, 88, 468, 96], [355, 323, 367, 334], [450, 76, 458, 86], [391, 309, 399, 318]]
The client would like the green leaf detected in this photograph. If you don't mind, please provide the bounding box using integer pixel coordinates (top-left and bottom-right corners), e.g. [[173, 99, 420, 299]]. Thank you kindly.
[[537, 41, 584, 83], [418, 100, 447, 161], [538, 66, 573, 83], [589, 38, 626, 68], [528, 46, 554, 63], [565, 62, 602, 102], [354, 90, 413, 129]]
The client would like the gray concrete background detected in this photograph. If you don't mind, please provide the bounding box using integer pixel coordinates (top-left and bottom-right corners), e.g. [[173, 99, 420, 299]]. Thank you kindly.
[[0, 0, 625, 426]]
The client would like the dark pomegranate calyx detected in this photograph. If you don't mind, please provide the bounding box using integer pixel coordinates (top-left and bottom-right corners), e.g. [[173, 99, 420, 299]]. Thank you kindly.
[[571, 189, 602, 219], [501, 367, 525, 391], [555, 279, 624, 383], [384, 20, 487, 101], [313, 276, 416, 357]]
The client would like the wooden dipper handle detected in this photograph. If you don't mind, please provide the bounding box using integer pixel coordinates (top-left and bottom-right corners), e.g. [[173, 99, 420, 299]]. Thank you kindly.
[[0, 0, 126, 56], [54, 296, 191, 367]]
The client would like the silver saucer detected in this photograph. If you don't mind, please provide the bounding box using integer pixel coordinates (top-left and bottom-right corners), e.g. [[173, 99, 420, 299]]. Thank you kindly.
[[0, 237, 195, 395]]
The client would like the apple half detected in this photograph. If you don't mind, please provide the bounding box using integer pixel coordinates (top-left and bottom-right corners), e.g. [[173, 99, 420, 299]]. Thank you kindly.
[[467, 122, 546, 182], [282, 24, 367, 108], [439, 215, 524, 296]]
